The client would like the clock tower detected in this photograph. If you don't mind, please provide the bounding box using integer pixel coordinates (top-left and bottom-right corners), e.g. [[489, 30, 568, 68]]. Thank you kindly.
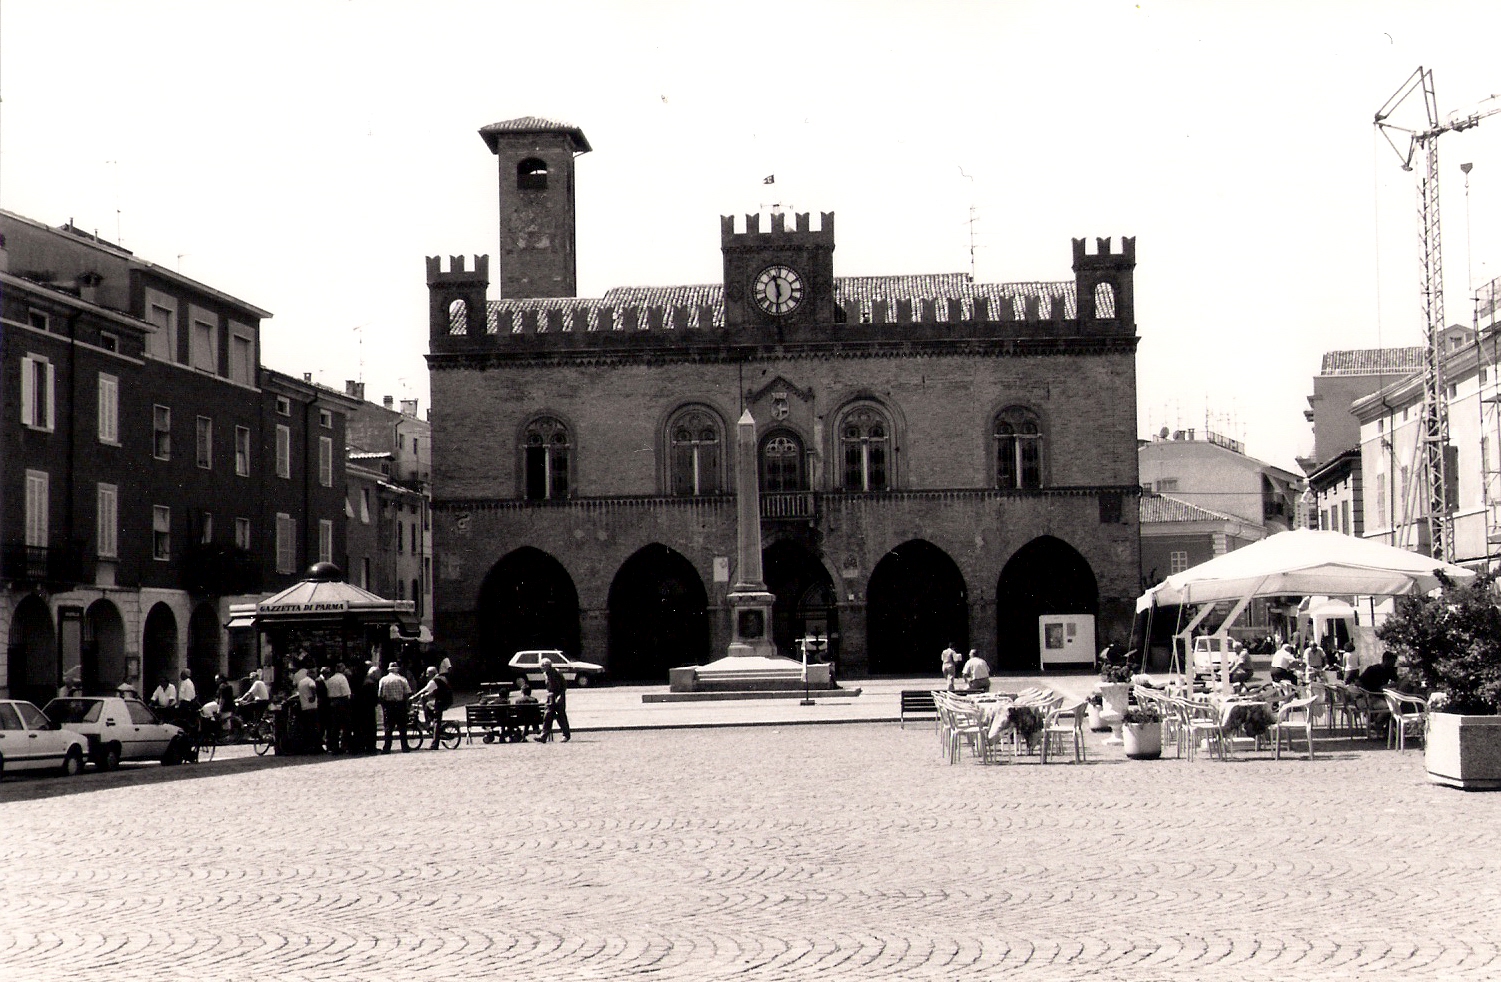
[[721, 211, 836, 331], [480, 116, 591, 299]]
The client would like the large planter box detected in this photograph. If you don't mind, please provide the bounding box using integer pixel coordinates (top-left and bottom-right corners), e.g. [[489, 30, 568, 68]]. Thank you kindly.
[[1123, 721, 1162, 760], [1426, 712, 1501, 791]]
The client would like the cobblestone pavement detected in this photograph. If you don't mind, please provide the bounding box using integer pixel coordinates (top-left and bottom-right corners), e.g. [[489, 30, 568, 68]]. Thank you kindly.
[[3, 722, 1500, 982]]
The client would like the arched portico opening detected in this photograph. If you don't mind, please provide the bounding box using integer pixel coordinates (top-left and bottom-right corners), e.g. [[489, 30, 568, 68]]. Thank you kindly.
[[142, 603, 179, 694], [764, 539, 839, 664], [188, 603, 222, 688], [84, 600, 126, 694], [7, 595, 56, 705], [996, 535, 1099, 671], [477, 547, 580, 675], [607, 544, 709, 681], [866, 540, 968, 675]]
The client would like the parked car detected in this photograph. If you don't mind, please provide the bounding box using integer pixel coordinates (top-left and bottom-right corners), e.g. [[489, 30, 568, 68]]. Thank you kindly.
[[42, 696, 189, 769], [0, 699, 89, 778], [507, 650, 605, 687]]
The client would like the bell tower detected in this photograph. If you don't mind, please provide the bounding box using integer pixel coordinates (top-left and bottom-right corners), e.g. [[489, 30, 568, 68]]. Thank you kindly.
[[479, 117, 591, 299]]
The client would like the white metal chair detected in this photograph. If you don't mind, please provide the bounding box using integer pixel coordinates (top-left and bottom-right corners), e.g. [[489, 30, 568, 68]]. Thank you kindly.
[[1039, 700, 1087, 764]]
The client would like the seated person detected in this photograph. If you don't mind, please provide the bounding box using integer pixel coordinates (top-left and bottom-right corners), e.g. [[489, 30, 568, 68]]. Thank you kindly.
[[1355, 652, 1400, 693], [1269, 643, 1303, 684], [1227, 644, 1256, 685], [961, 650, 990, 692], [511, 679, 539, 704]]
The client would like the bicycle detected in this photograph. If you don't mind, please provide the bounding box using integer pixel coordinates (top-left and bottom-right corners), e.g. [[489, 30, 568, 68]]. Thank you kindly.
[[408, 699, 462, 750], [241, 702, 276, 756]]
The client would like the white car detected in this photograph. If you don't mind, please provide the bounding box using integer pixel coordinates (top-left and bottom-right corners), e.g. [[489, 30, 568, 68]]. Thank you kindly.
[[42, 696, 189, 769], [507, 650, 604, 687], [0, 700, 89, 778]]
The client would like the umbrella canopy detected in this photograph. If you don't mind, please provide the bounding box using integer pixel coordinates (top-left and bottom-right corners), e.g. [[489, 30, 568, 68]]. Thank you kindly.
[[1137, 529, 1475, 611], [255, 562, 416, 625]]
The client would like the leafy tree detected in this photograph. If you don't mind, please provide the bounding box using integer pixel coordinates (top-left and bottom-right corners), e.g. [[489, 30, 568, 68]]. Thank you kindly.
[[1377, 574, 1501, 715]]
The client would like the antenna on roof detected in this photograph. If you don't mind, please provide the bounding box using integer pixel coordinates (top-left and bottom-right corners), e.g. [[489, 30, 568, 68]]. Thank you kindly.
[[967, 205, 979, 282]]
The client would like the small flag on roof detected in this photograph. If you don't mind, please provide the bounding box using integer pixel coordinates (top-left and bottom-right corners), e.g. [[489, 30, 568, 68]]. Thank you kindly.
[[763, 174, 775, 184]]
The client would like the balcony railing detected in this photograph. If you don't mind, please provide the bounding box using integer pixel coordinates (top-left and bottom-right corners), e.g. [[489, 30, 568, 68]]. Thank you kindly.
[[1, 539, 85, 587], [761, 492, 817, 520]]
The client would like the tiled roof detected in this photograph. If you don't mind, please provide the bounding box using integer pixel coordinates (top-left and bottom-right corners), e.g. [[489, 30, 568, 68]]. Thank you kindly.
[[466, 274, 1086, 334], [1139, 492, 1238, 524], [478, 117, 591, 152], [1319, 347, 1425, 376]]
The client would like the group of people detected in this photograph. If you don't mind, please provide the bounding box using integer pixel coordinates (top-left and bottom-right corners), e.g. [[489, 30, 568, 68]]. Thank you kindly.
[[940, 643, 991, 692], [1226, 636, 1402, 694]]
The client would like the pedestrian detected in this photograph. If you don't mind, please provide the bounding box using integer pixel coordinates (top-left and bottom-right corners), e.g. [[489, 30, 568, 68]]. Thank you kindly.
[[314, 667, 332, 752], [413, 666, 454, 749], [940, 642, 960, 691], [296, 665, 321, 753], [535, 656, 571, 743], [214, 674, 236, 719], [177, 670, 198, 709], [378, 661, 413, 753], [325, 663, 352, 754], [961, 649, 990, 692], [150, 675, 177, 710], [355, 663, 380, 753]]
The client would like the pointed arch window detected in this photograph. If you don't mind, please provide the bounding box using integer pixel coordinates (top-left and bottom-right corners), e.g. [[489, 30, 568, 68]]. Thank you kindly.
[[522, 416, 570, 500], [669, 406, 723, 496], [517, 158, 548, 191], [995, 408, 1043, 489], [760, 430, 806, 493], [839, 404, 891, 491]]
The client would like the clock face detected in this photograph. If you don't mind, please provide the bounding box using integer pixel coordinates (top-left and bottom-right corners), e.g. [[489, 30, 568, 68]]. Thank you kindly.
[[753, 264, 805, 316]]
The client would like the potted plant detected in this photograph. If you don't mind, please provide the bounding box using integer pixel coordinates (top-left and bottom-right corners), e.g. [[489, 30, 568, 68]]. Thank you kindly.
[[1378, 572, 1501, 790], [1096, 661, 1133, 716], [1121, 705, 1163, 759]]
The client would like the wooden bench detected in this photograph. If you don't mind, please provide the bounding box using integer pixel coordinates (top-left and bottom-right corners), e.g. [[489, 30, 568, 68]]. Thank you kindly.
[[900, 690, 938, 728], [465, 701, 546, 743]]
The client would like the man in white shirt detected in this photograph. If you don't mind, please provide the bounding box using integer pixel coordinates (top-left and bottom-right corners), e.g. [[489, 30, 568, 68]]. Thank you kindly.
[[177, 670, 197, 706], [324, 664, 353, 754], [150, 677, 177, 709], [962, 650, 991, 692], [296, 669, 320, 753]]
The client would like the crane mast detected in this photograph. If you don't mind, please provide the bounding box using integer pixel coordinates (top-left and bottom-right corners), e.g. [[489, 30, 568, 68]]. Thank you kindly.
[[1374, 67, 1500, 561]]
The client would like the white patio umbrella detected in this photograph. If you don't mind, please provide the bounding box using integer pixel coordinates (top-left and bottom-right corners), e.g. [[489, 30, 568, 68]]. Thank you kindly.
[[1137, 528, 1475, 611]]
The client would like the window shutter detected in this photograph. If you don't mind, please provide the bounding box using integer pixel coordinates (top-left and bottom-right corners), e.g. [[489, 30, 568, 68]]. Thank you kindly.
[[43, 361, 56, 430], [21, 356, 35, 426]]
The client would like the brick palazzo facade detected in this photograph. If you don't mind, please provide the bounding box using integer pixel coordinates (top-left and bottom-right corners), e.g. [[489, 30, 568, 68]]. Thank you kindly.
[[426, 118, 1141, 682]]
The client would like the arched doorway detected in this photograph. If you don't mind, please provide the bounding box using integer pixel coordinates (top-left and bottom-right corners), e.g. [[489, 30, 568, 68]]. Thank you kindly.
[[142, 603, 179, 694], [764, 539, 839, 663], [995, 535, 1099, 671], [7, 595, 56, 705], [84, 599, 126, 694], [477, 547, 580, 675], [607, 544, 709, 681], [866, 540, 968, 675], [188, 603, 222, 687]]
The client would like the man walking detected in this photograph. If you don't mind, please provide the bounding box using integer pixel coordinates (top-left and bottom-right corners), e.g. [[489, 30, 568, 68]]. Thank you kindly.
[[324, 663, 352, 754], [535, 656, 571, 743], [378, 661, 413, 753]]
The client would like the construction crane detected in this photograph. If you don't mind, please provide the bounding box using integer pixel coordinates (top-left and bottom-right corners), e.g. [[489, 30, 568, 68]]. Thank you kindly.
[[1374, 67, 1501, 561]]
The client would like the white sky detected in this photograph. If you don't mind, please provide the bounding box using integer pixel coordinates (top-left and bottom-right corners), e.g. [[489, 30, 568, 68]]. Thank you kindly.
[[6, 1, 1501, 471]]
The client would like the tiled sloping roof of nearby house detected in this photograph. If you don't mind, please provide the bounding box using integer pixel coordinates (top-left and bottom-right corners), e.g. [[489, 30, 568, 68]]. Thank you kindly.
[[468, 275, 1090, 333], [1139, 492, 1239, 525], [1320, 347, 1425, 376]]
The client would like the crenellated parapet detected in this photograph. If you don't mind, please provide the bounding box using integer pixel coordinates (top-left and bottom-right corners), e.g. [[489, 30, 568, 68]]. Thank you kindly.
[[720, 211, 836, 248], [1071, 236, 1136, 325]]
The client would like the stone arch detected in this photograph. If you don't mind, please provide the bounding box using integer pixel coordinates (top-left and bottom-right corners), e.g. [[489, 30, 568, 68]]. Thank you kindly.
[[995, 535, 1099, 671], [83, 599, 126, 694], [759, 427, 807, 492], [477, 547, 580, 672], [763, 539, 840, 663], [142, 602, 179, 694], [7, 594, 56, 705], [866, 540, 968, 675], [1094, 280, 1116, 317], [447, 297, 468, 336], [607, 544, 709, 681], [188, 602, 222, 687]]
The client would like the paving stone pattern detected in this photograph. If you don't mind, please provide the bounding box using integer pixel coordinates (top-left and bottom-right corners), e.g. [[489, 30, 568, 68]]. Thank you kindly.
[[3, 723, 1500, 981]]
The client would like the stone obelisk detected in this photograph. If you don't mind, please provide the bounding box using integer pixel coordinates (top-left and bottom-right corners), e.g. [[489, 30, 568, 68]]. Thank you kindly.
[[724, 409, 777, 658]]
